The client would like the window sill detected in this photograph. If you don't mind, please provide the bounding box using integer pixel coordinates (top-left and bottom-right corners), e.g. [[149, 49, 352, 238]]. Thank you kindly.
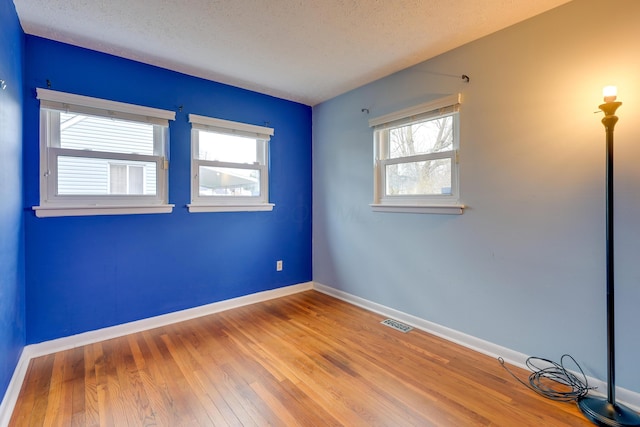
[[187, 203, 275, 213], [33, 204, 174, 218], [370, 203, 465, 215]]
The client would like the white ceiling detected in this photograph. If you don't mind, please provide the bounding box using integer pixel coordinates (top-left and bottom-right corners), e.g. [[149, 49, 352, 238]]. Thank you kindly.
[[13, 0, 571, 106]]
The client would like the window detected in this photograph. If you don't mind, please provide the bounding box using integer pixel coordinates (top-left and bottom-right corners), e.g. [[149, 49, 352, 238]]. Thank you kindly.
[[187, 114, 274, 212], [370, 94, 464, 214], [34, 88, 175, 217]]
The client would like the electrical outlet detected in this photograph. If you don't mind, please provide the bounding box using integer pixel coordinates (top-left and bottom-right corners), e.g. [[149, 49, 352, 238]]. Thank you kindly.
[[276, 260, 283, 271]]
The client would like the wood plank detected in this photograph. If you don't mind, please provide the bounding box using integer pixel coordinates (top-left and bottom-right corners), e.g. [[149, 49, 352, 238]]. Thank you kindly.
[[9, 291, 597, 426], [41, 350, 67, 427], [82, 343, 100, 427], [10, 353, 55, 427]]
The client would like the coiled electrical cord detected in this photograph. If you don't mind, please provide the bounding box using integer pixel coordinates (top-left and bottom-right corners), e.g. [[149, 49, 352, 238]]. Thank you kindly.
[[498, 354, 594, 402]]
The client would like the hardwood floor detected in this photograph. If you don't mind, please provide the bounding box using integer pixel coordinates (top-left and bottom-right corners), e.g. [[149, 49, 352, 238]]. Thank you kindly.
[[10, 290, 594, 426]]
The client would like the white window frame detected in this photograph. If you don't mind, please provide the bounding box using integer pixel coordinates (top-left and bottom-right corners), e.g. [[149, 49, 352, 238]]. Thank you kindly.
[[33, 88, 176, 218], [187, 114, 274, 213], [369, 94, 465, 215]]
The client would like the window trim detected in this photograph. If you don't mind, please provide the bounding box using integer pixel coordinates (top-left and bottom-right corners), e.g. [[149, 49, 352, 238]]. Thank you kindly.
[[187, 114, 275, 213], [369, 94, 465, 215], [33, 88, 175, 218]]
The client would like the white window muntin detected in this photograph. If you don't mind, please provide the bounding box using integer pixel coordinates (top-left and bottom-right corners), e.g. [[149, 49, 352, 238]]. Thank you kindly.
[[35, 88, 175, 216], [188, 114, 274, 211], [371, 94, 461, 208]]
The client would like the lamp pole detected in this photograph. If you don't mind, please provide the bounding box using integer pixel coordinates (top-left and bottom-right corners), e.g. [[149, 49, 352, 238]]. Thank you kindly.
[[577, 87, 640, 427]]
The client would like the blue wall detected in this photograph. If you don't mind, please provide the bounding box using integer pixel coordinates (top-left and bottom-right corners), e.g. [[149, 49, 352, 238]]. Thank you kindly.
[[23, 36, 312, 343], [0, 0, 25, 403], [313, 0, 640, 394]]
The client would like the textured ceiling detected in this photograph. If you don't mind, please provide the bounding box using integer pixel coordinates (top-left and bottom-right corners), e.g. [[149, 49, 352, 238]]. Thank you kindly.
[[13, 0, 571, 105]]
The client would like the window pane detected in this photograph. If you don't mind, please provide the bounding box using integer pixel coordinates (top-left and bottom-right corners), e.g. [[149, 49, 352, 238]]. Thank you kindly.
[[389, 116, 453, 159], [128, 165, 144, 194], [58, 156, 156, 195], [109, 164, 127, 194], [197, 130, 259, 163], [385, 158, 452, 196], [59, 112, 156, 155], [198, 165, 260, 196]]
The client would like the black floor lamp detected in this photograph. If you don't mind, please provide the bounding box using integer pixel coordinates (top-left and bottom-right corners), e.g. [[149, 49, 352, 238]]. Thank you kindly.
[[576, 87, 640, 427]]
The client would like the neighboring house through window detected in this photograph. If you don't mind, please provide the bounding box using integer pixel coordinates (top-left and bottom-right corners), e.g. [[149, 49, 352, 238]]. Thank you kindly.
[[187, 114, 274, 212], [34, 88, 175, 217], [369, 94, 465, 214], [109, 163, 145, 195]]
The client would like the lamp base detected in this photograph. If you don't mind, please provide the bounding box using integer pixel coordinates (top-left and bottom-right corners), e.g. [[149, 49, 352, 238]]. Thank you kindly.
[[578, 396, 640, 427]]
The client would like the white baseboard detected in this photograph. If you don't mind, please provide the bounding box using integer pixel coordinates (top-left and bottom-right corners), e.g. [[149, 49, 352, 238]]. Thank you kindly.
[[0, 281, 313, 426], [312, 281, 640, 411], [0, 350, 30, 427]]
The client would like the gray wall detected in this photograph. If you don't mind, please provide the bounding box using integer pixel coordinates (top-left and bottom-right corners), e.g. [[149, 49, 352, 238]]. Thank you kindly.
[[313, 0, 640, 394]]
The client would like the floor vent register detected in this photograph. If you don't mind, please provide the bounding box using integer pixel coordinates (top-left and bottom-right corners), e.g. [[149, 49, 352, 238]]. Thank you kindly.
[[381, 318, 413, 333]]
